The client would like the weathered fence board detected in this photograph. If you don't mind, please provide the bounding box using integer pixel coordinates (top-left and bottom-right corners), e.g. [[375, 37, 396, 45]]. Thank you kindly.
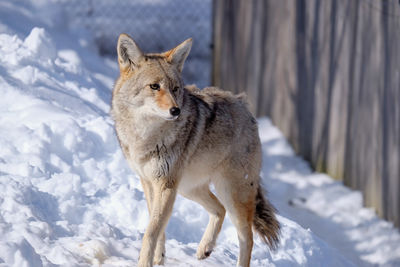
[[213, 0, 400, 226]]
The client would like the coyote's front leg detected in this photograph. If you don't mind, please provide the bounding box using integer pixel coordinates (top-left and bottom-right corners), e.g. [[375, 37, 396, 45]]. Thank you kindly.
[[138, 179, 177, 267], [140, 178, 166, 265]]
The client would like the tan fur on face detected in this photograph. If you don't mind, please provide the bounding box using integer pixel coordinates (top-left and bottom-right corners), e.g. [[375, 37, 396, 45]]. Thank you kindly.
[[155, 88, 176, 110]]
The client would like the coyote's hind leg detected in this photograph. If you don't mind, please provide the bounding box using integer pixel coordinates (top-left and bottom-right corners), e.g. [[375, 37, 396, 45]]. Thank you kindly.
[[213, 173, 256, 267], [231, 201, 254, 267], [180, 185, 226, 259]]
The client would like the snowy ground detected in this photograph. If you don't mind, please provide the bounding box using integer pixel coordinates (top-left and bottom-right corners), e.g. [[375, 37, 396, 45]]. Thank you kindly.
[[0, 1, 400, 266]]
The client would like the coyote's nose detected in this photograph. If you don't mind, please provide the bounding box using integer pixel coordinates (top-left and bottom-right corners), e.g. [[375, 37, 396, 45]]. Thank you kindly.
[[169, 107, 180, 116]]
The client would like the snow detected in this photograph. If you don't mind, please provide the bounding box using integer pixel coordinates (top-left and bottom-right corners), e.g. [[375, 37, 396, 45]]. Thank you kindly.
[[0, 0, 399, 266]]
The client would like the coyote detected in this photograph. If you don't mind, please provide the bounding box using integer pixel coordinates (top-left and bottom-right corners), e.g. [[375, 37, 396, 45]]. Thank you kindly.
[[111, 33, 280, 267]]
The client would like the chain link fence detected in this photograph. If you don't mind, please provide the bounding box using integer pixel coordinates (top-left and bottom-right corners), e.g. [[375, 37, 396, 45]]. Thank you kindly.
[[62, 0, 212, 88]]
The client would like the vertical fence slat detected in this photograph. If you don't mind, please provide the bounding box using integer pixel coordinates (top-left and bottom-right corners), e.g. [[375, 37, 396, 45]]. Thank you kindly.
[[213, 0, 400, 227]]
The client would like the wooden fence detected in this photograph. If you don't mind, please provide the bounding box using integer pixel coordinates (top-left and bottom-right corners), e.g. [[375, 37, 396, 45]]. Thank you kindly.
[[213, 0, 400, 227]]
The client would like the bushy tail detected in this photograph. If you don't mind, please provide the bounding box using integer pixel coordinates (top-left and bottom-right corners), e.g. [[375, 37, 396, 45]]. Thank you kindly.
[[253, 186, 280, 250]]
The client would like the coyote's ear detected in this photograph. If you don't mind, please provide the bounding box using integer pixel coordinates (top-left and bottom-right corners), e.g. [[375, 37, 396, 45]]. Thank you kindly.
[[117, 33, 143, 71], [164, 38, 192, 72]]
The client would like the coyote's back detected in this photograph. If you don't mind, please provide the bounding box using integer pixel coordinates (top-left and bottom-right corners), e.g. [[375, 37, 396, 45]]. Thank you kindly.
[[111, 33, 280, 267]]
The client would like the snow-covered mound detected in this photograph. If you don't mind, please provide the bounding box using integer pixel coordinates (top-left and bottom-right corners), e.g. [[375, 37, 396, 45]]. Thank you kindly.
[[0, 1, 399, 266]]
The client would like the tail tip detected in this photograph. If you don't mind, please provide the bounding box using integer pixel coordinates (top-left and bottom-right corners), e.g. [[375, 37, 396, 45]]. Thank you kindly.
[[253, 187, 281, 250]]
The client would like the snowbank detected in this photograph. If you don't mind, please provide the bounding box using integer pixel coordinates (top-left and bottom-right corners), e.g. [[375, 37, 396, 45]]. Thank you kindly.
[[0, 1, 398, 266]]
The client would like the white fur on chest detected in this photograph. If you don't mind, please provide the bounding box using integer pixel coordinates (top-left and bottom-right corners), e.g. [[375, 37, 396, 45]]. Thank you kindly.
[[116, 114, 180, 180], [129, 137, 178, 181], [132, 157, 158, 180]]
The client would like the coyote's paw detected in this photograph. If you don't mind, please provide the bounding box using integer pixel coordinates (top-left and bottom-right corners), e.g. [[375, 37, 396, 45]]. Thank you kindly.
[[153, 252, 165, 265], [196, 243, 213, 260]]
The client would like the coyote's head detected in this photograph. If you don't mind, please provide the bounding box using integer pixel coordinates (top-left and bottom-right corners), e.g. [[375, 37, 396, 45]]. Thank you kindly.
[[115, 33, 192, 121]]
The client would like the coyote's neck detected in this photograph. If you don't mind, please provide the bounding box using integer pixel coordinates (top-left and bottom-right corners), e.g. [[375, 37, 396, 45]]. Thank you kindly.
[[131, 113, 178, 142]]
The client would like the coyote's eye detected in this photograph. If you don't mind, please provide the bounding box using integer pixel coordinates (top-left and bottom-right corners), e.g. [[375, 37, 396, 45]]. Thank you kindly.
[[150, 84, 160, 90], [172, 86, 179, 92]]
